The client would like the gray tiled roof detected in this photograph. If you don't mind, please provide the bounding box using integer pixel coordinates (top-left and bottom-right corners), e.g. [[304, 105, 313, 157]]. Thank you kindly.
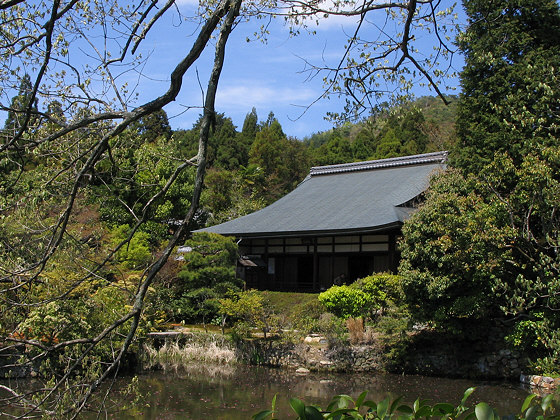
[[202, 151, 447, 238]]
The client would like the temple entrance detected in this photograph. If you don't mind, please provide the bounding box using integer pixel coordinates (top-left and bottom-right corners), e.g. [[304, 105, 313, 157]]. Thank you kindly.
[[348, 255, 375, 281], [297, 256, 314, 291]]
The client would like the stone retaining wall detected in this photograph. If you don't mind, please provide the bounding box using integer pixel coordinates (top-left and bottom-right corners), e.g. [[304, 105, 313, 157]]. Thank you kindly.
[[143, 331, 535, 382], [403, 347, 525, 379], [240, 339, 527, 379], [235, 338, 385, 373]]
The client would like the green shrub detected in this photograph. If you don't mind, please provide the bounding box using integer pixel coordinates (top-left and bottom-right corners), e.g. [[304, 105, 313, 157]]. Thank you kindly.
[[507, 313, 560, 376], [319, 273, 405, 320], [111, 224, 152, 270], [158, 232, 242, 324], [318, 285, 374, 319], [352, 273, 405, 315], [220, 289, 279, 338]]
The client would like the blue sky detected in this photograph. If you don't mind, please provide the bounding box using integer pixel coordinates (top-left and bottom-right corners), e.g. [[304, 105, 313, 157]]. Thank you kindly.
[[130, 6, 353, 137], [0, 1, 465, 139], [37, 0, 464, 140], [129, 0, 465, 139]]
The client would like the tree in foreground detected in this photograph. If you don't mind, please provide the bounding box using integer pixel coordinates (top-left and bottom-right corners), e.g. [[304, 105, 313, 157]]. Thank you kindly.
[[452, 0, 560, 173], [0, 0, 459, 417], [0, 0, 242, 417], [400, 0, 560, 373]]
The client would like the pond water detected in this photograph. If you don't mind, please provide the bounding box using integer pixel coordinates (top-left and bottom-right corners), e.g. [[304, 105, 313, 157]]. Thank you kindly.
[[98, 365, 531, 419]]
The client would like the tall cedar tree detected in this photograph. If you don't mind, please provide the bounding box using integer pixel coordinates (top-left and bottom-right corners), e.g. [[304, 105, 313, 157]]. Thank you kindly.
[[452, 0, 560, 174]]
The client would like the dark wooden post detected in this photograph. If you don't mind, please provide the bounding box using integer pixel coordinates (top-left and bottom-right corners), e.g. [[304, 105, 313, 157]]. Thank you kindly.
[[313, 237, 318, 291], [388, 232, 397, 273]]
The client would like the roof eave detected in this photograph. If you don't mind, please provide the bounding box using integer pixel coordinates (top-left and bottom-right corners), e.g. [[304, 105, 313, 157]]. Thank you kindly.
[[216, 222, 403, 239]]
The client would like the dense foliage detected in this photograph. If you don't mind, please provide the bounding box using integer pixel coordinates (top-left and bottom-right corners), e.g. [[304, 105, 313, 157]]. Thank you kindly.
[[400, 0, 560, 374], [155, 232, 242, 326], [319, 274, 404, 320], [400, 169, 512, 329], [452, 0, 560, 173], [305, 99, 457, 167], [254, 388, 560, 420]]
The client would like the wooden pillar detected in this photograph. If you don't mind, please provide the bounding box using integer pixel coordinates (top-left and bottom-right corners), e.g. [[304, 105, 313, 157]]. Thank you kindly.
[[312, 237, 318, 292], [389, 232, 397, 273]]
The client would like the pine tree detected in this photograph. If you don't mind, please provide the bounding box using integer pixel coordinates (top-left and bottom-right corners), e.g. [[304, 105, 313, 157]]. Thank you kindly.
[[452, 0, 560, 173], [3, 74, 38, 137]]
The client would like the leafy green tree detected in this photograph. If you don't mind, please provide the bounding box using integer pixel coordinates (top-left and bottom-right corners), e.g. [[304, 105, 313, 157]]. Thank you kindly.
[[400, 0, 560, 371], [352, 127, 376, 161], [92, 134, 198, 237], [401, 155, 560, 335], [130, 109, 173, 142], [373, 109, 429, 159], [242, 108, 259, 139], [313, 135, 354, 165], [157, 232, 242, 324], [399, 147, 560, 366], [249, 118, 309, 203], [177, 232, 239, 289], [236, 107, 259, 163], [249, 118, 287, 176], [213, 117, 245, 170], [399, 170, 513, 330], [452, 0, 560, 173], [204, 168, 238, 216], [202, 168, 266, 224], [0, 74, 40, 175], [2, 74, 38, 136], [111, 224, 153, 270]]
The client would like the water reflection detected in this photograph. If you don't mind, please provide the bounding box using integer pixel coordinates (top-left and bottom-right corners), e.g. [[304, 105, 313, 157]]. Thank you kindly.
[[105, 365, 530, 419]]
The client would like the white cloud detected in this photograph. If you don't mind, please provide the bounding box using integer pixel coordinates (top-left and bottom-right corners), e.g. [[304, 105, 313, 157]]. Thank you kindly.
[[216, 83, 317, 109], [173, 0, 199, 6], [284, 0, 361, 31], [307, 14, 360, 30]]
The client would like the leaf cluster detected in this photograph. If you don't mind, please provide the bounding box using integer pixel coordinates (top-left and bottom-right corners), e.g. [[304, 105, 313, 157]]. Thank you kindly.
[[155, 232, 242, 325], [318, 274, 404, 320], [254, 388, 560, 420]]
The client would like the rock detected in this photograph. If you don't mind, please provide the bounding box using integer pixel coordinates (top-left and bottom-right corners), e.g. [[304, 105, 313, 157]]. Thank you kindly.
[[304, 336, 327, 344], [296, 367, 310, 374]]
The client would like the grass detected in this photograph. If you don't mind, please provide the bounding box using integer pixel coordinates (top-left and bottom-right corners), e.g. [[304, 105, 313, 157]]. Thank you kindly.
[[143, 334, 237, 371], [258, 291, 321, 326]]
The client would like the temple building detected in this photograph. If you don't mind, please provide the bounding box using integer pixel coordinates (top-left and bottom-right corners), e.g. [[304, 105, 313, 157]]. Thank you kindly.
[[202, 151, 447, 292]]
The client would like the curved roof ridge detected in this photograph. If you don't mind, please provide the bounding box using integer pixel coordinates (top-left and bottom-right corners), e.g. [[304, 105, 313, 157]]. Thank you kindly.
[[309, 151, 448, 177]]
